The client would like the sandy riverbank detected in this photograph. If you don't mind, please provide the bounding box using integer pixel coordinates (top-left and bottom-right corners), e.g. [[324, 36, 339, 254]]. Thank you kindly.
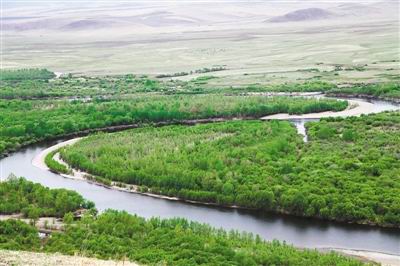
[[32, 137, 243, 206], [261, 99, 374, 120], [31, 138, 186, 201], [326, 248, 400, 266], [32, 138, 84, 180]]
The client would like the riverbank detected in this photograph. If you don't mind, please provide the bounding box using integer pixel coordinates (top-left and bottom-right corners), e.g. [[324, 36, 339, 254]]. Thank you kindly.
[[261, 98, 370, 120], [326, 93, 400, 104], [323, 248, 400, 266], [32, 138, 245, 207]]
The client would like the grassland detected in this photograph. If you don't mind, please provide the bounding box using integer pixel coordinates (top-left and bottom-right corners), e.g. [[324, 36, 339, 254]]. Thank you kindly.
[[3, 2, 399, 84]]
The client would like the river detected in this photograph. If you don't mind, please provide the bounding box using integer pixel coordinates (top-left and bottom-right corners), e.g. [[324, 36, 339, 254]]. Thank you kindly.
[[0, 96, 399, 255]]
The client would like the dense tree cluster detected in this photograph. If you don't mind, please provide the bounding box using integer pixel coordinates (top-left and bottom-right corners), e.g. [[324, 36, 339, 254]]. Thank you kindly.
[[0, 220, 40, 251], [0, 69, 55, 81], [304, 112, 400, 225], [0, 177, 93, 218], [62, 113, 400, 227], [0, 95, 347, 155], [45, 150, 71, 174]]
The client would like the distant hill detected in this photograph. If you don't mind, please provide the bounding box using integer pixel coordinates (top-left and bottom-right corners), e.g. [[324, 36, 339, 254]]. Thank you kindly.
[[268, 8, 335, 23], [61, 19, 113, 30]]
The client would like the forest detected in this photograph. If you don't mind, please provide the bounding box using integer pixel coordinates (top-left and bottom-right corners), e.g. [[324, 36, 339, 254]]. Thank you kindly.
[[61, 112, 400, 227], [0, 179, 368, 265], [0, 95, 347, 156], [0, 68, 398, 264], [0, 177, 94, 218]]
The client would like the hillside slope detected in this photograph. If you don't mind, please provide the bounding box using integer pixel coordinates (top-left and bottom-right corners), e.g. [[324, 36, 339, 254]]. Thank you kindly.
[[0, 250, 139, 266]]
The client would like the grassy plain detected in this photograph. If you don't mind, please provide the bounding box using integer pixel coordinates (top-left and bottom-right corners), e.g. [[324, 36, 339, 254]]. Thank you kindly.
[[3, 2, 399, 84]]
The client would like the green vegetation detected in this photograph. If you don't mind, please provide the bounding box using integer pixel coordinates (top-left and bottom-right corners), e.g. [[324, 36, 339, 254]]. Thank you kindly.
[[0, 69, 397, 101], [246, 81, 337, 93], [0, 211, 367, 266], [0, 73, 335, 99], [0, 74, 165, 99], [0, 95, 347, 155], [0, 68, 55, 81], [0, 177, 93, 218], [328, 83, 400, 99], [304, 112, 400, 226], [0, 220, 40, 251], [62, 113, 400, 227], [0, 177, 368, 266], [43, 210, 366, 266], [156, 66, 226, 78], [44, 149, 71, 174]]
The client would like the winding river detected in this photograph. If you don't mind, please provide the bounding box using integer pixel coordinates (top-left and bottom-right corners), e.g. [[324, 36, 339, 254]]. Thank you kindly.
[[0, 96, 399, 255]]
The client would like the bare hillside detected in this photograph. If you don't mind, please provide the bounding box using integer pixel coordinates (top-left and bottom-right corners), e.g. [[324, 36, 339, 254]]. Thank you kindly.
[[268, 8, 335, 22], [0, 249, 139, 266]]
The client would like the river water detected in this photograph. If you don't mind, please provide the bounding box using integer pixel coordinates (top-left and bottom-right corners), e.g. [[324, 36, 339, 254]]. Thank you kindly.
[[0, 97, 399, 254]]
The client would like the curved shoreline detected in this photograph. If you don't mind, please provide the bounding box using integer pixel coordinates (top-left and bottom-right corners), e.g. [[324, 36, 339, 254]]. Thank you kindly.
[[28, 141, 400, 265], [32, 137, 247, 207], [32, 122, 399, 229], [322, 249, 400, 266], [326, 93, 400, 104], [261, 98, 374, 120], [31, 141, 400, 264]]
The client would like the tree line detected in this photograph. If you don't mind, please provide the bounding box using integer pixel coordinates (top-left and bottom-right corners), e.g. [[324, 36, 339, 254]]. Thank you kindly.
[[0, 68, 55, 81], [0, 177, 94, 219]]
